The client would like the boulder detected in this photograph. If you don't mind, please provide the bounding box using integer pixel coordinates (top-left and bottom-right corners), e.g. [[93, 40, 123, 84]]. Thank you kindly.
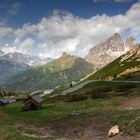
[[108, 125, 120, 137]]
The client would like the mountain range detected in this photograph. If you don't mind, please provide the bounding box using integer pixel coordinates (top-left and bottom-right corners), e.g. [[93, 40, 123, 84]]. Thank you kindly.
[[0, 51, 52, 83], [4, 52, 94, 92], [0, 59, 30, 84], [0, 33, 139, 92], [86, 33, 137, 69], [0, 52, 52, 66]]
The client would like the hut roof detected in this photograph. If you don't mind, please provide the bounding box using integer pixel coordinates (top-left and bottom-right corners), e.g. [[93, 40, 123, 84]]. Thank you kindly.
[[0, 99, 10, 104], [31, 95, 43, 103]]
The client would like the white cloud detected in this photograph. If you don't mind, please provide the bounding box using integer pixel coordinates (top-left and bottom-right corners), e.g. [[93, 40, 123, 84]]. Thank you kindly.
[[0, 2, 21, 16], [0, 26, 13, 37], [15, 38, 35, 54], [15, 23, 37, 38], [115, 0, 132, 3], [93, 0, 132, 2], [2, 38, 35, 54], [0, 1, 140, 58], [8, 3, 21, 15], [0, 18, 8, 26], [20, 38, 34, 49]]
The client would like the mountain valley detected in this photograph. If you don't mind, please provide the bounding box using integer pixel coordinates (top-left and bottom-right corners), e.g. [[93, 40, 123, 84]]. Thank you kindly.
[[4, 52, 94, 92]]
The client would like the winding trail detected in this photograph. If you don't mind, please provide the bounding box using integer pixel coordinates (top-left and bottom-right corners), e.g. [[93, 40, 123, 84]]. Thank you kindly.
[[51, 80, 140, 97]]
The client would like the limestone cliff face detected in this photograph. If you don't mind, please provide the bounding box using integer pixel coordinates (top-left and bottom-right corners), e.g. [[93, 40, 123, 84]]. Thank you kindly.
[[86, 33, 137, 69], [125, 36, 137, 49]]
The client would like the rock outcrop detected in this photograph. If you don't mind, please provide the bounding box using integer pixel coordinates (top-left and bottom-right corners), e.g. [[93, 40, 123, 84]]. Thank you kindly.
[[108, 125, 120, 137], [86, 33, 137, 69]]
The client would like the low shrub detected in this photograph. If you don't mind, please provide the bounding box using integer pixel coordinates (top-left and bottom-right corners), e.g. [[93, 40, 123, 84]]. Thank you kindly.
[[114, 91, 130, 96], [88, 88, 112, 94], [66, 95, 88, 102], [117, 83, 136, 90], [90, 92, 108, 99], [86, 88, 112, 99]]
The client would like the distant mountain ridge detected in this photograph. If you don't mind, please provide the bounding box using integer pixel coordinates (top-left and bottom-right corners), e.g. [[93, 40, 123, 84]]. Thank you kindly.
[[0, 51, 52, 83], [0, 59, 30, 84], [0, 52, 52, 66], [86, 33, 138, 69], [4, 52, 94, 92]]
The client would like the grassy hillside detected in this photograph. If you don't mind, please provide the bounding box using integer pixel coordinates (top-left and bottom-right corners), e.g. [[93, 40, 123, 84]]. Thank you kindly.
[[88, 45, 140, 80], [5, 53, 94, 92], [0, 81, 140, 139]]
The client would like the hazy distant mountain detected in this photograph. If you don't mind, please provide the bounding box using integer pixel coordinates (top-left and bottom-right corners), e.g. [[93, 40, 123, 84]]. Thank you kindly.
[[4, 52, 94, 92], [86, 33, 137, 69], [0, 52, 52, 67], [87, 44, 140, 80], [0, 59, 30, 84]]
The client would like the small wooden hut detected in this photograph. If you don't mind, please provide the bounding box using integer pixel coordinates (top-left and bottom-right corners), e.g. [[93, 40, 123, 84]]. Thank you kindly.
[[22, 95, 43, 111]]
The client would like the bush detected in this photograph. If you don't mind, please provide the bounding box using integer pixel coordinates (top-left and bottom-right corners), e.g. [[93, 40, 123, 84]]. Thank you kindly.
[[116, 83, 136, 92], [90, 92, 108, 99], [87, 88, 112, 99], [118, 83, 136, 90], [88, 87, 112, 94], [89, 88, 112, 94], [114, 91, 130, 96], [66, 95, 88, 102]]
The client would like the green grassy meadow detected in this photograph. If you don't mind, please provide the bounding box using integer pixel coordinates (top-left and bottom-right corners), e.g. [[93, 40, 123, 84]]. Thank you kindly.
[[0, 81, 140, 139]]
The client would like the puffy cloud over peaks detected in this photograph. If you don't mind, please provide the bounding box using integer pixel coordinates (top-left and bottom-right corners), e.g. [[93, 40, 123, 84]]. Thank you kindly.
[[0, 2, 140, 58]]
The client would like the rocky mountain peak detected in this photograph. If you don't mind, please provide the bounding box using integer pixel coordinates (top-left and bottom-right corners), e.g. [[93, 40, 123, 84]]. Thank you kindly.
[[86, 33, 124, 57], [85, 33, 138, 69], [61, 52, 73, 58], [128, 44, 140, 58], [107, 33, 124, 52], [109, 33, 122, 43], [120, 44, 140, 62], [112, 33, 121, 38], [126, 36, 135, 41], [62, 52, 71, 56], [125, 36, 137, 49]]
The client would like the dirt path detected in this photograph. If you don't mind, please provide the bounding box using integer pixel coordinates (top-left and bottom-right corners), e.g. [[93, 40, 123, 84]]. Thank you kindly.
[[14, 114, 140, 140], [14, 114, 111, 140], [118, 96, 140, 110]]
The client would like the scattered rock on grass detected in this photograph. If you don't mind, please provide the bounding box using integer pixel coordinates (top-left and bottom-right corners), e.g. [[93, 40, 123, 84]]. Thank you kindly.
[[108, 125, 120, 137]]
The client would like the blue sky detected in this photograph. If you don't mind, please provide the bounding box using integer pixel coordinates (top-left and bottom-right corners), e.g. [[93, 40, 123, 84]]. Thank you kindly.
[[0, 0, 140, 58], [0, 0, 137, 27]]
